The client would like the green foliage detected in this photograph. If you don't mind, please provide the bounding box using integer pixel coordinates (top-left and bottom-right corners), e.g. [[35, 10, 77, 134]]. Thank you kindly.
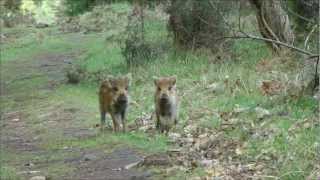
[[63, 0, 130, 15], [120, 4, 169, 66], [120, 5, 152, 66], [121, 25, 154, 66], [1, 0, 21, 11], [167, 0, 234, 50], [286, 0, 319, 33], [0, 0, 22, 27], [64, 0, 95, 16], [294, 0, 319, 22], [1, 27, 88, 62], [32, 0, 44, 5]]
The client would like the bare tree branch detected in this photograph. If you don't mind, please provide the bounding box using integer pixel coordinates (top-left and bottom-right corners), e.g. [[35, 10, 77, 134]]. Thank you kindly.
[[208, 0, 319, 58], [218, 33, 317, 56], [304, 24, 318, 50]]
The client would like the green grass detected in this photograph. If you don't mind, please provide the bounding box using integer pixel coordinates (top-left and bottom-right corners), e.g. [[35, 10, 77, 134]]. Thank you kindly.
[[109, 2, 131, 13], [245, 126, 319, 179], [77, 44, 126, 73], [42, 132, 168, 153], [1, 27, 98, 62], [165, 167, 206, 180], [0, 166, 20, 180]]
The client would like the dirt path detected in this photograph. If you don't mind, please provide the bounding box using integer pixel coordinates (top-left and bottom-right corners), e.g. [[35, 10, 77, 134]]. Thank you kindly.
[[1, 51, 149, 180]]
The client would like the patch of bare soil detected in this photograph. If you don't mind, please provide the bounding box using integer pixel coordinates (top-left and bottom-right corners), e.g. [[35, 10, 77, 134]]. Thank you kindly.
[[69, 148, 150, 180], [1, 51, 149, 180], [1, 111, 41, 152]]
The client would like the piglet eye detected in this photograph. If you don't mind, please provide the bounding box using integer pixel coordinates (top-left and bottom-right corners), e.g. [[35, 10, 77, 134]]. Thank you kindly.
[[113, 87, 118, 92], [157, 87, 161, 91], [168, 86, 172, 91], [125, 87, 129, 91]]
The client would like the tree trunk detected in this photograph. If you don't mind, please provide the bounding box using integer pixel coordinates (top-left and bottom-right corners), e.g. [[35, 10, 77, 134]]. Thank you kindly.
[[249, 0, 294, 53]]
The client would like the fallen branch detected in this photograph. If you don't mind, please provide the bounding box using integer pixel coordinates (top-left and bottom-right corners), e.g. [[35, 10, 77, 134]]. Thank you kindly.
[[124, 160, 142, 170], [218, 33, 318, 57], [304, 24, 318, 50]]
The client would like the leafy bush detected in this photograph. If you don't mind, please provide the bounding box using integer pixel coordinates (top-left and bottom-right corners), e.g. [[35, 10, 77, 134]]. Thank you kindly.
[[287, 0, 319, 32], [167, 0, 234, 50], [0, 0, 35, 27], [295, 0, 319, 22], [66, 65, 86, 84], [63, 0, 95, 16], [1, 0, 21, 11], [120, 17, 168, 66], [122, 38, 153, 66], [58, 3, 130, 33], [63, 0, 129, 16], [79, 4, 129, 33], [120, 5, 154, 66]]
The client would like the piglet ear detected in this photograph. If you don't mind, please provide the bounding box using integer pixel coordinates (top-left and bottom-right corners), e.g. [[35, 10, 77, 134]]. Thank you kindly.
[[107, 75, 114, 80], [124, 73, 132, 86], [101, 79, 112, 89], [107, 75, 116, 86], [170, 75, 177, 85], [153, 76, 159, 86]]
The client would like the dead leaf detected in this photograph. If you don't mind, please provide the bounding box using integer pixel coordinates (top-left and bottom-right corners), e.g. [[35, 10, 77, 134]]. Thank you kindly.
[[256, 58, 273, 72], [259, 80, 283, 96]]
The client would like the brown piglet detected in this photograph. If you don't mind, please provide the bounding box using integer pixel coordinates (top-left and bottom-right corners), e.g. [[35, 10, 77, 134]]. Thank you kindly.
[[99, 74, 131, 132], [154, 76, 179, 134]]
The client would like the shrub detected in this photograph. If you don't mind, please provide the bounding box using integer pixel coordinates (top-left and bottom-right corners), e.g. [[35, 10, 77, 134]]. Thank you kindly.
[[167, 0, 233, 50], [0, 0, 35, 28], [63, 0, 130, 16], [120, 4, 153, 66], [295, 0, 319, 22], [122, 36, 153, 66], [65, 65, 86, 84]]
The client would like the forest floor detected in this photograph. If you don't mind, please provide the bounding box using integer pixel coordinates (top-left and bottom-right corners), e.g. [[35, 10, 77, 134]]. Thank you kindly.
[[1, 3, 319, 180]]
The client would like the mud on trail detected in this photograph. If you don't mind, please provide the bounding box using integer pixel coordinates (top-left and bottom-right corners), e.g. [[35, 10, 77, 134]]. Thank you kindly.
[[0, 51, 149, 180]]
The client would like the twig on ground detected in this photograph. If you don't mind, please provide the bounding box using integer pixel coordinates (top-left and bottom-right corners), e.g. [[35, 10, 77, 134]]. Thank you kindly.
[[218, 33, 318, 57], [304, 25, 318, 50]]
